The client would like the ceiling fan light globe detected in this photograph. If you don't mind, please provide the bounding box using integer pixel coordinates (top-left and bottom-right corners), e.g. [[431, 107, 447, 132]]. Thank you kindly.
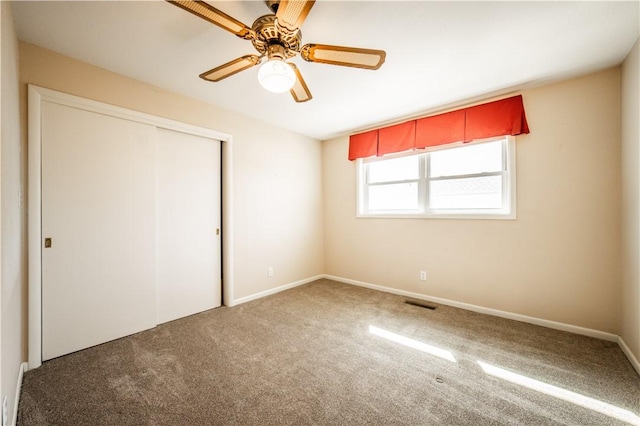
[[258, 59, 296, 93]]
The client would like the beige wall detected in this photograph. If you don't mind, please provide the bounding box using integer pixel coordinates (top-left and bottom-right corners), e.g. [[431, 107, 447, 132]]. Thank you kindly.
[[19, 42, 324, 300], [1, 1, 26, 422], [621, 37, 640, 361], [323, 68, 622, 333]]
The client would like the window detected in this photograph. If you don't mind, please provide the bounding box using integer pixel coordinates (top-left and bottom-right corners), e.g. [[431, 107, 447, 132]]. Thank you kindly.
[[357, 136, 516, 219]]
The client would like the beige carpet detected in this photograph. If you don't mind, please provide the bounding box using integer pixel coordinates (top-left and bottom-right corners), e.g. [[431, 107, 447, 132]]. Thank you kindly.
[[18, 279, 640, 425]]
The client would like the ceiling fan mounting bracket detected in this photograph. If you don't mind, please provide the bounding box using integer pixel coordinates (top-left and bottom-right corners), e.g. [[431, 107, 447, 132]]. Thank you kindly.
[[265, 0, 280, 14]]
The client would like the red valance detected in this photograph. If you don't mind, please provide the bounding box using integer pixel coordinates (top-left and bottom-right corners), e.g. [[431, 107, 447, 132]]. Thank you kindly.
[[348, 130, 378, 160], [464, 96, 530, 140], [378, 121, 416, 156], [415, 110, 465, 149], [348, 95, 529, 161]]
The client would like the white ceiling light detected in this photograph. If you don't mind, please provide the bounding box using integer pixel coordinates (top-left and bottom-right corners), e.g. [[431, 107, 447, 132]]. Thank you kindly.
[[257, 58, 296, 93]]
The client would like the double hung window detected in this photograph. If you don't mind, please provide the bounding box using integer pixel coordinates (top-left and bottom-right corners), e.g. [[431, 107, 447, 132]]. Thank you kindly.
[[357, 136, 515, 219]]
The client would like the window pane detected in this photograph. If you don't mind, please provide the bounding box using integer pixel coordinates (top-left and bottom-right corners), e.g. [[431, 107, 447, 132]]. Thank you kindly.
[[368, 155, 419, 183], [430, 140, 503, 178], [430, 176, 502, 209], [369, 182, 419, 211]]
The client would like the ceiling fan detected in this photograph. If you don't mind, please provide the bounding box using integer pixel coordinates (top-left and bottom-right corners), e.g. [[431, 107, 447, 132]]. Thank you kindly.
[[167, 0, 386, 102]]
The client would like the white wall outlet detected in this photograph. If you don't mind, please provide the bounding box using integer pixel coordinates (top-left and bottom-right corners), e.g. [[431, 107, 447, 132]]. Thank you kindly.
[[2, 396, 7, 426], [420, 271, 427, 281], [268, 267, 274, 277]]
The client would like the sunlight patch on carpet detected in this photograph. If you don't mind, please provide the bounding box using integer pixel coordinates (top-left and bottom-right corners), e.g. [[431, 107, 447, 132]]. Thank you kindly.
[[368, 325, 456, 362], [477, 361, 640, 425]]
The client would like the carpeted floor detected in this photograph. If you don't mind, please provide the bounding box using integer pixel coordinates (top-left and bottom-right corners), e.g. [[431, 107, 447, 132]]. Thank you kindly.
[[18, 279, 640, 425]]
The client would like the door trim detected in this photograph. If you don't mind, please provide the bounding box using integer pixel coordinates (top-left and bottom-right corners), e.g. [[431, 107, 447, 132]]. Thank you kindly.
[[28, 84, 235, 368]]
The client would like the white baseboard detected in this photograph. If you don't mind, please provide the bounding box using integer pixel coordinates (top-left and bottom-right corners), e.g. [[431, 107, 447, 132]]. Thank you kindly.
[[228, 275, 324, 306], [11, 362, 27, 426], [323, 274, 618, 342], [618, 336, 640, 376]]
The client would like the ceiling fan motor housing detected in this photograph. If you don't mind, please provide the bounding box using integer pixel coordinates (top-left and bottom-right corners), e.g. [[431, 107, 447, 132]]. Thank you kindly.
[[251, 15, 301, 59]]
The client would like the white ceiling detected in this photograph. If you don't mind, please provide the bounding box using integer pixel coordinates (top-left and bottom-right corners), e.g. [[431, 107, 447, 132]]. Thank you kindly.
[[12, 1, 640, 140]]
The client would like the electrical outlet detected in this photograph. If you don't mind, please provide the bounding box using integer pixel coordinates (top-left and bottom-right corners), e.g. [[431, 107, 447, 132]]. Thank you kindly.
[[268, 267, 274, 277], [420, 271, 427, 281], [2, 396, 8, 426]]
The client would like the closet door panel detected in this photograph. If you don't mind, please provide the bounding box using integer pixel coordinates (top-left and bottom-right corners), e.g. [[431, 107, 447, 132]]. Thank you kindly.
[[155, 128, 221, 324], [41, 101, 157, 360]]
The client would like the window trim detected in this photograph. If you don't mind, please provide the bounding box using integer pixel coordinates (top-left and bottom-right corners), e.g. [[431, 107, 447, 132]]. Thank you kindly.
[[356, 136, 517, 220]]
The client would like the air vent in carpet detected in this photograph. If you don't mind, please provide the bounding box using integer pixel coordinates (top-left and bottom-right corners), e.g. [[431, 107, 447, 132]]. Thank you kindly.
[[405, 300, 436, 310]]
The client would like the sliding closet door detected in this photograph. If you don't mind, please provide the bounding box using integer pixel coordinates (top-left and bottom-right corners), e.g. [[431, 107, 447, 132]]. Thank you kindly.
[[41, 101, 157, 361], [155, 128, 221, 324]]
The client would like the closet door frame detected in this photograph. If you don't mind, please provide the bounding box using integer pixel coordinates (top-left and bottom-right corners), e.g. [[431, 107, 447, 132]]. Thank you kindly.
[[28, 84, 235, 369]]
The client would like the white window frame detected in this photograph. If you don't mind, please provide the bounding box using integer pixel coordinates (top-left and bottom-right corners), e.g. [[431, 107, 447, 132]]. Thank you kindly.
[[356, 136, 516, 219]]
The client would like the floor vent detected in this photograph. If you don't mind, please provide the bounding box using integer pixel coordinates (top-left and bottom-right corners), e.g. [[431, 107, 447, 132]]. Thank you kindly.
[[405, 300, 437, 310]]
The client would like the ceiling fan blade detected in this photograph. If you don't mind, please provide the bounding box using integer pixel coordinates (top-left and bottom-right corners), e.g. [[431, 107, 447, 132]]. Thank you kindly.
[[199, 55, 260, 82], [167, 1, 255, 40], [300, 44, 386, 70], [275, 0, 315, 36], [288, 63, 312, 103]]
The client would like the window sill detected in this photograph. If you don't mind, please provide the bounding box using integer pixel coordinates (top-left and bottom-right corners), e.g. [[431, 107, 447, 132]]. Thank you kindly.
[[356, 211, 516, 220]]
